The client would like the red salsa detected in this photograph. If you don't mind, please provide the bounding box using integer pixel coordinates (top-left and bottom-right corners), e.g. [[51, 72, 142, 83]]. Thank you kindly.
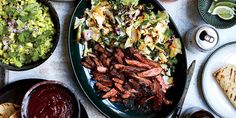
[[26, 84, 77, 118]]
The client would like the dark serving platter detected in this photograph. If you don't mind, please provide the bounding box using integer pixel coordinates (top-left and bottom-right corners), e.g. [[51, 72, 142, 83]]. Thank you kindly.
[[68, 0, 187, 117], [0, 0, 60, 71]]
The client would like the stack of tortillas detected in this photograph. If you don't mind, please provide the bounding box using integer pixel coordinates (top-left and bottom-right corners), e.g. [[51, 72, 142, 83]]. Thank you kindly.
[[0, 103, 20, 118], [213, 65, 236, 108]]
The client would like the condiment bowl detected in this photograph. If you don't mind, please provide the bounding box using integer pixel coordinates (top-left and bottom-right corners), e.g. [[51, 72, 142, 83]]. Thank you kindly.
[[21, 80, 80, 118]]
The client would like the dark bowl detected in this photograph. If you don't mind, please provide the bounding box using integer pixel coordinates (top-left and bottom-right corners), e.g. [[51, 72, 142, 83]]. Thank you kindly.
[[0, 79, 45, 105], [198, 0, 236, 29], [21, 80, 80, 118], [0, 0, 60, 71]]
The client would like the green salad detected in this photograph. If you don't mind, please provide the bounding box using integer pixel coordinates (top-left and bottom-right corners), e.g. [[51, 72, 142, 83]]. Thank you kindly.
[[75, 0, 182, 63], [75, 0, 182, 81], [0, 0, 55, 67]]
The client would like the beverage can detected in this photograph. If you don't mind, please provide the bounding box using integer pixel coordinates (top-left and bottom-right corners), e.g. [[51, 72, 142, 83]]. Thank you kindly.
[[182, 107, 215, 118], [185, 24, 219, 53]]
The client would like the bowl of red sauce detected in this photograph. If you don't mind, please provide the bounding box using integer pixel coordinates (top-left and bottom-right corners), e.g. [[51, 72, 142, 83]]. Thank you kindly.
[[21, 81, 80, 118]]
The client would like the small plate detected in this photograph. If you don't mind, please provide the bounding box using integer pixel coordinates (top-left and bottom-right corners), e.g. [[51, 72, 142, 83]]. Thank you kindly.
[[202, 42, 236, 117], [198, 0, 236, 29], [0, 79, 44, 105]]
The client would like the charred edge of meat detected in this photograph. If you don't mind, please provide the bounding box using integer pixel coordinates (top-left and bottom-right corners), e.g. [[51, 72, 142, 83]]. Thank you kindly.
[[92, 72, 113, 87], [96, 66, 108, 73], [128, 47, 160, 68], [130, 74, 152, 87], [102, 88, 119, 98], [137, 68, 162, 78], [114, 64, 147, 73], [94, 43, 111, 56], [112, 78, 124, 84], [114, 48, 125, 64], [128, 79, 140, 90], [100, 54, 111, 67], [81, 56, 95, 69], [133, 53, 160, 68], [125, 58, 152, 69], [110, 68, 126, 81], [114, 83, 125, 92], [96, 82, 111, 92], [122, 91, 132, 99], [91, 56, 103, 66]]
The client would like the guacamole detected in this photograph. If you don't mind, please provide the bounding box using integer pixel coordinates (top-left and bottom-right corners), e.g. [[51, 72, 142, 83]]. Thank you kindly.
[[0, 0, 55, 67]]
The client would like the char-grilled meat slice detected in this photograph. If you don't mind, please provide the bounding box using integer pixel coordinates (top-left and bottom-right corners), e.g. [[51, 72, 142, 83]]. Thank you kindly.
[[92, 72, 112, 87], [110, 67, 125, 81], [130, 74, 152, 87], [94, 43, 110, 56], [91, 56, 108, 73], [123, 82, 132, 90], [102, 88, 119, 98], [114, 64, 147, 73], [100, 54, 111, 67], [96, 66, 108, 73], [128, 79, 140, 90], [81, 56, 95, 69], [112, 78, 124, 84], [81, 61, 93, 69], [122, 91, 132, 99], [109, 97, 121, 102], [133, 53, 160, 68], [114, 83, 125, 92], [128, 47, 160, 68], [91, 56, 103, 66], [101, 81, 113, 87], [127, 47, 138, 54], [114, 48, 124, 64], [125, 59, 152, 69], [152, 96, 162, 111], [137, 68, 162, 78], [156, 75, 167, 93], [96, 82, 111, 92], [152, 79, 163, 110]]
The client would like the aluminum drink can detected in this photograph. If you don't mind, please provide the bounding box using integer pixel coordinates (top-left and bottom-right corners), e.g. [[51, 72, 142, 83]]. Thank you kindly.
[[185, 24, 219, 53], [182, 107, 214, 118]]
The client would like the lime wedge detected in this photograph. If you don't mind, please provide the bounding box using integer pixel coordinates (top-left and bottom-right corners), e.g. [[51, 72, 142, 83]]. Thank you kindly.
[[215, 0, 235, 2], [212, 6, 235, 20], [208, 1, 217, 13], [216, 2, 236, 8], [208, 1, 236, 13]]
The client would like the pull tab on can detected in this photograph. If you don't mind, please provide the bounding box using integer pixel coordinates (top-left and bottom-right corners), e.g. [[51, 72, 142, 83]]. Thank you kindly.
[[185, 24, 219, 53]]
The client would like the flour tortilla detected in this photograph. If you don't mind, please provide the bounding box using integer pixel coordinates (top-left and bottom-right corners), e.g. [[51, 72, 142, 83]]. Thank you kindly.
[[213, 65, 236, 108], [9, 110, 20, 118], [0, 103, 20, 118]]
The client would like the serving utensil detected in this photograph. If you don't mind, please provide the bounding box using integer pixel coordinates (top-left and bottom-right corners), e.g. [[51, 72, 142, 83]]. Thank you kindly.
[[172, 60, 196, 118]]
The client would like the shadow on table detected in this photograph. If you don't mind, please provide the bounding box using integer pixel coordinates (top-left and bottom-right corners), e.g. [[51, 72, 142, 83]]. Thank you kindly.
[[196, 56, 218, 116], [186, 0, 205, 27]]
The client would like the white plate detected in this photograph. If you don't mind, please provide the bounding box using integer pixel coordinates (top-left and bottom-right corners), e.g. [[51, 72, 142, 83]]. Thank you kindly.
[[202, 43, 236, 117]]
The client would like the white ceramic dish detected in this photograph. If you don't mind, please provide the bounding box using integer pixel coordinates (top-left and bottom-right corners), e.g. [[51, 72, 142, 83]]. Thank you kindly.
[[202, 42, 236, 117]]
